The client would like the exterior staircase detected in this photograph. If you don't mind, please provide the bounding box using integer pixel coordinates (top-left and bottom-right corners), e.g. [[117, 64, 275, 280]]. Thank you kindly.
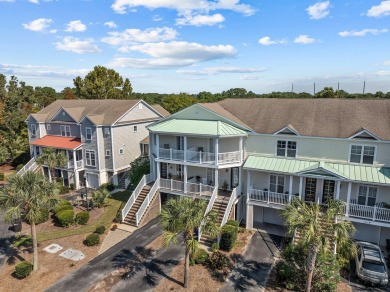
[[123, 185, 150, 226], [117, 170, 130, 189], [17, 157, 39, 176]]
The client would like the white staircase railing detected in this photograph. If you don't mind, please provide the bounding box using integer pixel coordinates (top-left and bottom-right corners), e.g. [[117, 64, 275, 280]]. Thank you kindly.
[[17, 157, 38, 176], [198, 185, 218, 241], [121, 174, 152, 222], [221, 187, 238, 227], [136, 178, 160, 226]]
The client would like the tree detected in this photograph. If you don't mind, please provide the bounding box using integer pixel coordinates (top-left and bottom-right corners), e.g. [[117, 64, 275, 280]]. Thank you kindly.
[[0, 171, 58, 271], [73, 66, 133, 99], [160, 197, 220, 288], [315, 87, 335, 98], [128, 155, 150, 189], [282, 199, 356, 292], [36, 148, 68, 182], [62, 87, 77, 100], [162, 93, 196, 114]]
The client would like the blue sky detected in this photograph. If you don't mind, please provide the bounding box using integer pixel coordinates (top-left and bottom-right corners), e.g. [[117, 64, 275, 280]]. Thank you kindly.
[[0, 0, 390, 94]]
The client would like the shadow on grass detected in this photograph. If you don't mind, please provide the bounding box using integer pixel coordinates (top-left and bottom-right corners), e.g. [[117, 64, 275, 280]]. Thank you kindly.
[[112, 246, 181, 288], [0, 236, 30, 266]]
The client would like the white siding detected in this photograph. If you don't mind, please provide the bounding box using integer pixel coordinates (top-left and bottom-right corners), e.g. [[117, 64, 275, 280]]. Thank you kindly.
[[116, 101, 160, 123]]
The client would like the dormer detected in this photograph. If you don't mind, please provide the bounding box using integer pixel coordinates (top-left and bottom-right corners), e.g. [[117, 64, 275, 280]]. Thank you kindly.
[[348, 128, 380, 141], [274, 124, 300, 136]]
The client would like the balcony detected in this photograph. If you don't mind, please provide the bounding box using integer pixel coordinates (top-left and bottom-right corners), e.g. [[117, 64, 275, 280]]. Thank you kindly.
[[250, 189, 290, 206], [159, 178, 214, 198], [347, 203, 390, 223]]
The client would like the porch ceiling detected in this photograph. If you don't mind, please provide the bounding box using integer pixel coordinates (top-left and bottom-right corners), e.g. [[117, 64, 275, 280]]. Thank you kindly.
[[148, 119, 248, 136], [31, 135, 83, 150], [244, 155, 390, 185]]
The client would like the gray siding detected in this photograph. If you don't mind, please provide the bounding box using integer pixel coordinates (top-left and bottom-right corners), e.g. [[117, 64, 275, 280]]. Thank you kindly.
[[51, 109, 77, 122], [27, 116, 40, 142], [97, 127, 113, 171], [80, 118, 99, 170], [47, 123, 80, 138], [116, 101, 160, 123]]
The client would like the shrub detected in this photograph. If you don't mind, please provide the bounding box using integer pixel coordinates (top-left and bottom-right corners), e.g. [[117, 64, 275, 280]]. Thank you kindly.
[[16, 164, 24, 171], [92, 189, 110, 208], [69, 183, 75, 190], [211, 242, 219, 252], [220, 220, 239, 252], [53, 200, 72, 213], [191, 249, 209, 265], [115, 210, 122, 223], [75, 211, 89, 225], [84, 233, 100, 246], [207, 251, 229, 270], [94, 225, 106, 235], [56, 209, 74, 227], [0, 172, 4, 181], [26, 208, 49, 225], [60, 186, 70, 195], [101, 182, 115, 191], [54, 204, 73, 214], [14, 261, 33, 279]]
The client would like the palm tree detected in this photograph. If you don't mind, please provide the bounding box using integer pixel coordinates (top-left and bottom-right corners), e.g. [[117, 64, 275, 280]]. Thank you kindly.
[[160, 197, 220, 288], [282, 198, 356, 292], [36, 148, 68, 182], [0, 171, 58, 271]]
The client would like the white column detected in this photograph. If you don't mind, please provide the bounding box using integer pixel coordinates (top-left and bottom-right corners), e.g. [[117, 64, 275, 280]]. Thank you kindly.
[[289, 175, 293, 202], [156, 162, 160, 179], [238, 166, 242, 194], [214, 168, 219, 187], [73, 150, 79, 189], [346, 182, 352, 216], [156, 134, 160, 158], [239, 137, 243, 163], [246, 204, 253, 229], [184, 165, 188, 193], [336, 180, 341, 200], [247, 170, 251, 200], [215, 138, 219, 165], [299, 176, 303, 200], [183, 136, 187, 162]]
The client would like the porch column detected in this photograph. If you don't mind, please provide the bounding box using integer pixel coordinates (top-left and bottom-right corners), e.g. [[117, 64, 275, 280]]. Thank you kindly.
[[73, 150, 79, 189], [247, 170, 251, 200], [239, 137, 243, 163], [346, 182, 352, 216], [214, 138, 219, 165], [289, 175, 293, 202], [156, 134, 160, 158], [335, 180, 341, 200], [214, 169, 219, 187], [238, 166, 242, 194], [156, 161, 160, 179], [246, 203, 253, 229], [299, 176, 303, 200], [183, 136, 187, 162], [184, 165, 188, 193]]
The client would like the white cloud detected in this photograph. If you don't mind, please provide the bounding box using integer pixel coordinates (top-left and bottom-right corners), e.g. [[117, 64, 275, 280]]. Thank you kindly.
[[108, 57, 195, 69], [153, 14, 163, 21], [367, 1, 390, 17], [294, 35, 316, 44], [28, 0, 39, 4], [338, 28, 388, 37], [111, 0, 255, 16], [178, 66, 266, 75], [101, 27, 177, 47], [240, 75, 259, 80], [54, 36, 101, 54], [176, 13, 224, 26], [49, 29, 57, 34], [258, 36, 287, 46], [104, 21, 117, 28], [22, 18, 52, 31], [0, 0, 15, 2], [384, 60, 390, 65], [65, 20, 87, 32], [375, 70, 390, 76], [306, 1, 330, 19]]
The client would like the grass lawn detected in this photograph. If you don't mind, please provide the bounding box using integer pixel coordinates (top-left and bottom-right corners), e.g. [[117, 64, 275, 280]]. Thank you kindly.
[[37, 190, 132, 242]]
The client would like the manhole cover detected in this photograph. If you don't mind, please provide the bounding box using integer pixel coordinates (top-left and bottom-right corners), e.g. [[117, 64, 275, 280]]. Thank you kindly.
[[43, 244, 63, 254]]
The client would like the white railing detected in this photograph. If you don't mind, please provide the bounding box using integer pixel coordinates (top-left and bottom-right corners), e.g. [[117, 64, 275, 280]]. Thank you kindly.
[[76, 160, 83, 169], [221, 187, 238, 227], [158, 148, 185, 161], [348, 203, 390, 222], [160, 178, 185, 192], [17, 157, 38, 176], [136, 179, 160, 226], [160, 178, 214, 197], [67, 161, 74, 169], [218, 151, 241, 164], [199, 186, 219, 241], [121, 174, 148, 222], [186, 150, 215, 164], [250, 189, 289, 205]]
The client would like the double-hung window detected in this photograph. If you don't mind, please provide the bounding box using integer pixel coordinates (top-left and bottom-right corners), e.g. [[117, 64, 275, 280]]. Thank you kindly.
[[30, 124, 36, 137], [357, 185, 377, 206], [86, 128, 92, 140], [350, 145, 375, 164], [85, 150, 96, 167], [277, 140, 296, 157], [269, 174, 284, 193], [60, 125, 71, 137]]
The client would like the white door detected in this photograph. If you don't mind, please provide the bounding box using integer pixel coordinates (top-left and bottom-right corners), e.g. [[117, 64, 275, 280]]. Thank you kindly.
[[87, 173, 99, 189]]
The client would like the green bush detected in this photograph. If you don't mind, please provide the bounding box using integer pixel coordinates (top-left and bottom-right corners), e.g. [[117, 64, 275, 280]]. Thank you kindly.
[[69, 183, 75, 190], [211, 242, 219, 252], [101, 182, 115, 191], [56, 209, 74, 227], [0, 172, 4, 181], [191, 249, 209, 265], [207, 251, 229, 270], [53, 200, 72, 212], [16, 164, 24, 171], [220, 220, 239, 252], [60, 186, 70, 195], [54, 204, 73, 214], [84, 233, 100, 246], [26, 208, 49, 225], [92, 189, 110, 208], [75, 211, 89, 225], [14, 261, 33, 279], [94, 225, 106, 235]]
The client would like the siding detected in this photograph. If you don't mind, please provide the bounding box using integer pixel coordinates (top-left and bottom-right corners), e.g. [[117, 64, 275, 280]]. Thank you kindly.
[[80, 118, 99, 170], [51, 109, 76, 123], [27, 116, 40, 142], [116, 101, 160, 123], [47, 123, 80, 137]]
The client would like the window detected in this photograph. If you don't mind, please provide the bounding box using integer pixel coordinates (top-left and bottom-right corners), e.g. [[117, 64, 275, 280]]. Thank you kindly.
[[60, 125, 71, 137], [47, 124, 51, 131], [350, 145, 375, 164], [277, 140, 296, 157], [176, 136, 184, 150], [104, 127, 110, 136], [119, 148, 124, 155], [141, 144, 149, 156], [357, 185, 377, 206], [322, 180, 335, 204], [270, 174, 284, 193], [176, 164, 183, 179], [86, 127, 92, 140], [106, 149, 111, 157], [133, 125, 138, 133], [30, 124, 36, 137], [85, 150, 96, 167]]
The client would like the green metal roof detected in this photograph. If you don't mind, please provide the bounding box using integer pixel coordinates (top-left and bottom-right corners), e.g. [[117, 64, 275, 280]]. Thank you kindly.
[[148, 119, 247, 136], [244, 155, 390, 185]]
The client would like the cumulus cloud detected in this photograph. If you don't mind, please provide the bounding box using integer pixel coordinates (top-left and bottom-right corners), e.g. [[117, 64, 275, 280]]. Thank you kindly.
[[306, 1, 330, 19], [338, 28, 388, 37], [101, 27, 177, 47], [176, 13, 224, 26], [22, 18, 52, 31], [104, 21, 117, 28], [65, 20, 87, 32], [367, 1, 390, 17], [240, 74, 259, 80], [258, 36, 287, 46], [294, 35, 316, 44], [178, 66, 266, 75], [54, 36, 101, 54]]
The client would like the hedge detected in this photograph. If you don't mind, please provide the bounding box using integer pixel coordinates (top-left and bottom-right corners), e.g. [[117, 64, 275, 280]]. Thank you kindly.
[[101, 182, 115, 191], [219, 220, 239, 252], [94, 225, 106, 235], [75, 211, 89, 225], [84, 233, 100, 246], [56, 210, 74, 227], [15, 261, 33, 279], [191, 248, 209, 265], [53, 200, 72, 213]]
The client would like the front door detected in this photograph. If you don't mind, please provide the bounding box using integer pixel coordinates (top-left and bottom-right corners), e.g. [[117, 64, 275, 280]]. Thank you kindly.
[[322, 180, 335, 204], [160, 162, 168, 179], [305, 178, 317, 202], [231, 167, 239, 189]]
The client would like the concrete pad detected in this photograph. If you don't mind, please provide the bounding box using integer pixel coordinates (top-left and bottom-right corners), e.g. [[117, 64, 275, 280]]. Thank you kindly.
[[59, 249, 85, 261], [117, 223, 136, 233], [43, 243, 63, 254]]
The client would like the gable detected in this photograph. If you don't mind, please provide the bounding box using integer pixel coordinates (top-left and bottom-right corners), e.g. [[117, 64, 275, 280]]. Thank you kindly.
[[275, 126, 299, 136], [350, 129, 380, 141], [51, 108, 77, 123], [115, 101, 160, 124]]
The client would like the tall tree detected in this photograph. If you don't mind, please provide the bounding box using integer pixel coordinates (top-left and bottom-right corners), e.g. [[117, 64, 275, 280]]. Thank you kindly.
[[282, 199, 356, 292], [73, 66, 133, 99], [162, 93, 196, 114], [62, 87, 77, 100], [0, 171, 58, 271], [160, 198, 220, 288], [36, 148, 68, 182]]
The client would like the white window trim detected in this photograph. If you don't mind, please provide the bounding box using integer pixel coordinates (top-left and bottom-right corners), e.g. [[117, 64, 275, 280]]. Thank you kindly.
[[60, 125, 71, 137], [133, 125, 138, 133], [86, 127, 92, 141], [106, 149, 111, 157], [275, 140, 297, 158], [85, 150, 96, 167], [30, 124, 36, 137], [348, 144, 376, 165], [119, 148, 124, 155], [269, 173, 285, 193], [356, 185, 378, 206]]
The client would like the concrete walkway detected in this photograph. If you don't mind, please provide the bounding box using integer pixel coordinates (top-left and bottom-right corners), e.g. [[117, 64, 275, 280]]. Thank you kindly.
[[45, 218, 162, 292], [220, 230, 279, 292], [99, 228, 132, 254]]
